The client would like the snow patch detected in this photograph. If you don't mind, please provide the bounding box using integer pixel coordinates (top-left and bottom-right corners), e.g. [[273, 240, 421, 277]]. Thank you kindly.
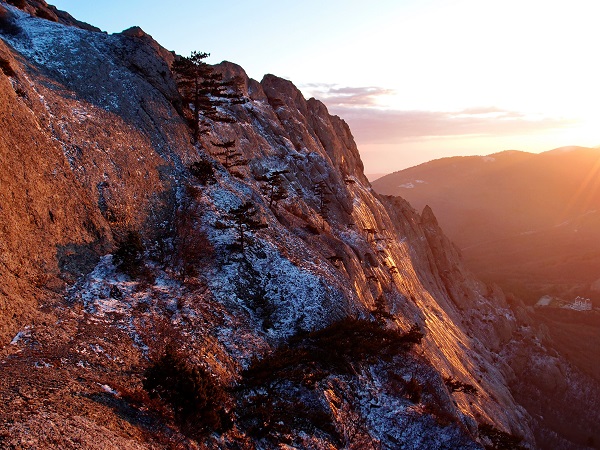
[[98, 384, 119, 396], [398, 179, 426, 188], [10, 326, 31, 345]]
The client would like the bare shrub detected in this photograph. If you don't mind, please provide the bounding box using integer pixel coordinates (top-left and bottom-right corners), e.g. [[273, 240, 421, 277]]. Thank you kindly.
[[478, 423, 525, 450], [173, 190, 213, 283], [237, 318, 423, 445], [188, 160, 215, 185], [387, 373, 423, 403], [422, 402, 460, 427], [143, 347, 232, 438], [444, 376, 478, 395], [113, 230, 145, 278], [242, 318, 424, 389], [239, 393, 340, 444]]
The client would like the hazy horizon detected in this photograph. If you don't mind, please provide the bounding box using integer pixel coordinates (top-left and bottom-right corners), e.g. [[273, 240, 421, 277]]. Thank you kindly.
[[50, 0, 600, 173], [368, 145, 600, 178]]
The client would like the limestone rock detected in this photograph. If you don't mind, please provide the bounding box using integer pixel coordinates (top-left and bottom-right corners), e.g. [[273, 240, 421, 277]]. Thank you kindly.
[[0, 6, 598, 449]]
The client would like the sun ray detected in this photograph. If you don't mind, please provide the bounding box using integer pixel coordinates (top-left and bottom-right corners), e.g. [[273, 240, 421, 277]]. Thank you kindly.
[[560, 152, 600, 220]]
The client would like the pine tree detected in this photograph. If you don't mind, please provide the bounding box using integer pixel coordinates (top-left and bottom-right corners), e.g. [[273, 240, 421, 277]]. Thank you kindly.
[[188, 160, 216, 185], [258, 169, 289, 208], [173, 194, 213, 283], [314, 180, 331, 230], [171, 51, 210, 140], [211, 139, 246, 168], [171, 51, 246, 141], [225, 201, 268, 253]]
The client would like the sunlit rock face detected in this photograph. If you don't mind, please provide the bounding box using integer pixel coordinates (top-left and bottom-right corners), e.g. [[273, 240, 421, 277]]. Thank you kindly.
[[0, 2, 598, 448]]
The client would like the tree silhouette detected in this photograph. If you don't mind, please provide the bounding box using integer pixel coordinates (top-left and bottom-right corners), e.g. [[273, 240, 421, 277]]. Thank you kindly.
[[173, 196, 213, 283], [314, 180, 331, 230], [258, 169, 289, 208], [113, 230, 145, 278], [143, 347, 231, 438], [171, 51, 210, 140], [188, 160, 216, 185], [171, 51, 246, 141], [212, 139, 246, 169], [225, 201, 268, 253]]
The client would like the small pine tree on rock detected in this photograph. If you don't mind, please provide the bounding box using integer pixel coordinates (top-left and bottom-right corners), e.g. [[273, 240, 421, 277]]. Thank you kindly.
[[212, 139, 246, 169], [188, 160, 216, 185], [223, 201, 268, 253], [258, 169, 289, 208], [314, 180, 331, 230], [171, 51, 246, 141], [171, 51, 209, 140]]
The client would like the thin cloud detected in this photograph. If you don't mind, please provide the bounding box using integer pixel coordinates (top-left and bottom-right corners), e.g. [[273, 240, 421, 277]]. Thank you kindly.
[[302, 83, 395, 107], [301, 84, 578, 144], [327, 106, 578, 144], [458, 106, 507, 115]]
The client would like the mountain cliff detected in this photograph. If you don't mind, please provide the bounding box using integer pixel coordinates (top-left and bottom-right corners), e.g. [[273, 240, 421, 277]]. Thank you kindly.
[[1, 2, 598, 448]]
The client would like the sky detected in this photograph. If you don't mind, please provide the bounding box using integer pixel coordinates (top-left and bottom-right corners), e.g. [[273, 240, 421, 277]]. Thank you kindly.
[[50, 0, 600, 174]]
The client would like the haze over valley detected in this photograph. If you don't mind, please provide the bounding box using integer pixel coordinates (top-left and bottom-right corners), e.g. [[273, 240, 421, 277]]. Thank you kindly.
[[372, 146, 600, 307]]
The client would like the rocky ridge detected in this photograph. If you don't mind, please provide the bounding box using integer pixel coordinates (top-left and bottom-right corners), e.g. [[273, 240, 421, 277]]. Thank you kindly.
[[0, 2, 598, 448]]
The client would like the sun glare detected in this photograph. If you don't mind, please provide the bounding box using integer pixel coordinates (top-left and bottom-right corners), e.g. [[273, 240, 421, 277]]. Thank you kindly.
[[562, 153, 600, 219]]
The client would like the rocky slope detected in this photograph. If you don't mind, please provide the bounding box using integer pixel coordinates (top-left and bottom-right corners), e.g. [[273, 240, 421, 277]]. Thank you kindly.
[[0, 2, 598, 448]]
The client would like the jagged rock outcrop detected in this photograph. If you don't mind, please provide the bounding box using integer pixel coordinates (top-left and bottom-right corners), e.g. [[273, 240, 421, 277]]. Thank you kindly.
[[4, 0, 100, 31], [0, 3, 199, 345], [0, 2, 598, 449]]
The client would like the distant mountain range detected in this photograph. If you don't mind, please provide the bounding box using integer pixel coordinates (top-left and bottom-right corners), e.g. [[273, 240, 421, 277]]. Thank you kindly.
[[372, 146, 600, 304]]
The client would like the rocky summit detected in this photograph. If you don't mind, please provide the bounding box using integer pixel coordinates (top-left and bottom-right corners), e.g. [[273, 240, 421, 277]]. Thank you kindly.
[[0, 1, 598, 449]]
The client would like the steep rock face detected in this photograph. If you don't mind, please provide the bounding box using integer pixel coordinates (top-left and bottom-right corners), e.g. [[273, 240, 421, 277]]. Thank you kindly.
[[115, 27, 179, 107], [1, 4, 595, 449], [0, 4, 198, 343], [261, 73, 368, 184], [4, 0, 100, 31], [383, 200, 516, 354], [0, 37, 111, 344]]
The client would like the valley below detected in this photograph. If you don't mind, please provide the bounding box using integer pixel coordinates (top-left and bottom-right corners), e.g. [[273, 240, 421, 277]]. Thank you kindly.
[[373, 148, 600, 308]]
